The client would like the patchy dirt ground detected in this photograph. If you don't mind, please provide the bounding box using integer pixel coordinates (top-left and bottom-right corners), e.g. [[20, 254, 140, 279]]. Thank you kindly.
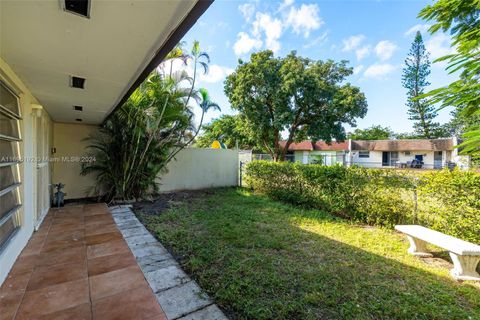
[[132, 189, 217, 216]]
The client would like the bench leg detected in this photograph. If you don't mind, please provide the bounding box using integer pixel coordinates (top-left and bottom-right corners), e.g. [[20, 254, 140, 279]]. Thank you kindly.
[[406, 236, 433, 257], [449, 253, 480, 281]]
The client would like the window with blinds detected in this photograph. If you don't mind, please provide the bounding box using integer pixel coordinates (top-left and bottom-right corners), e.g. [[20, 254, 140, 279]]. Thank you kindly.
[[0, 81, 22, 252]]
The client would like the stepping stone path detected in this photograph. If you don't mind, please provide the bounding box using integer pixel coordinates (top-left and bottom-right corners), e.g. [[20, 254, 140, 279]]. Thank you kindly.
[[109, 205, 227, 320]]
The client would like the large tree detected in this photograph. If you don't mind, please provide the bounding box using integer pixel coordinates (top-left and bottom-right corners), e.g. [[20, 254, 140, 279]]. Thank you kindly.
[[402, 31, 440, 138], [196, 114, 259, 150], [347, 125, 394, 140], [225, 50, 367, 161], [419, 0, 480, 156]]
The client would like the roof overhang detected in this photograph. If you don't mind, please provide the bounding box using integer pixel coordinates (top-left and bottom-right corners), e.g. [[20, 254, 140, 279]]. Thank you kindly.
[[351, 139, 454, 151], [0, 0, 212, 124]]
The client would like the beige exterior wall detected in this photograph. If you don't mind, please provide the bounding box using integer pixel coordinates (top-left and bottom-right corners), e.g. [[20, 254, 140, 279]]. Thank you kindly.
[[157, 148, 239, 192], [52, 123, 99, 200]]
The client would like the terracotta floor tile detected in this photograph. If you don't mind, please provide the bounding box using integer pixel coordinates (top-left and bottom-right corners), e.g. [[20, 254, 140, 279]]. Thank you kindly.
[[46, 229, 85, 242], [92, 286, 164, 320], [26, 261, 87, 292], [85, 231, 123, 246], [83, 203, 109, 214], [19, 240, 44, 257], [36, 246, 86, 267], [87, 253, 137, 277], [49, 222, 85, 233], [51, 218, 84, 227], [85, 220, 115, 230], [0, 271, 31, 296], [89, 266, 146, 301], [28, 232, 48, 246], [85, 224, 119, 236], [85, 214, 114, 224], [4, 205, 165, 320], [35, 302, 92, 320], [15, 279, 90, 319], [8, 255, 39, 276], [40, 237, 85, 254], [0, 292, 23, 320], [87, 240, 130, 260]]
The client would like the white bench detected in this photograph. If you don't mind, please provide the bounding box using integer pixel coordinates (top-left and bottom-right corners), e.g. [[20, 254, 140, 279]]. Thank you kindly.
[[395, 225, 480, 281]]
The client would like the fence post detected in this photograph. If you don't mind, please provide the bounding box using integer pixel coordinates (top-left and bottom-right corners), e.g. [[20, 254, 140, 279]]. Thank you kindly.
[[239, 161, 243, 187], [413, 177, 418, 224]]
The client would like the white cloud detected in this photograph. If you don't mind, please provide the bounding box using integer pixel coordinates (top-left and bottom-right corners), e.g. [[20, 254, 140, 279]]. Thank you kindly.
[[278, 0, 294, 11], [353, 65, 364, 75], [286, 4, 323, 37], [199, 64, 234, 83], [374, 40, 397, 61], [363, 63, 396, 78], [233, 32, 263, 56], [404, 24, 431, 37], [426, 33, 454, 61], [253, 13, 283, 53], [303, 31, 329, 49], [355, 46, 371, 60], [342, 34, 365, 52], [238, 3, 255, 22]]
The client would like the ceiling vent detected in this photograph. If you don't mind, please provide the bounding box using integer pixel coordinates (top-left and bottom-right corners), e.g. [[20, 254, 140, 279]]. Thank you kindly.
[[64, 0, 90, 18], [70, 76, 85, 89], [73, 105, 83, 111]]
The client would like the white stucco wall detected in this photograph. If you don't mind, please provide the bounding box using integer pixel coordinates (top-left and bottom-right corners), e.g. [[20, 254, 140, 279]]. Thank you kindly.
[[156, 148, 239, 192], [351, 150, 450, 168]]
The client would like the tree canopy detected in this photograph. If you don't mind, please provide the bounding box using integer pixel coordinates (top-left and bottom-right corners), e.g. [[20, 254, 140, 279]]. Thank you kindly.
[[401, 31, 442, 138], [195, 114, 259, 150], [419, 0, 480, 156], [347, 125, 394, 140], [225, 50, 367, 161]]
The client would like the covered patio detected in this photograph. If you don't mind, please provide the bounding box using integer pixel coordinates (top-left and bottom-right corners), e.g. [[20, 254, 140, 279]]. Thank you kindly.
[[0, 0, 216, 319], [1, 204, 165, 319]]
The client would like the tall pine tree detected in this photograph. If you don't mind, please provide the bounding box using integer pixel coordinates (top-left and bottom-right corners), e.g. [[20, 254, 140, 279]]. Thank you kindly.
[[402, 31, 439, 138]]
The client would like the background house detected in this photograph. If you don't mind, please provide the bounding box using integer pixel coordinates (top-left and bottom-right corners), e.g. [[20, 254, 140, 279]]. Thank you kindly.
[[280, 140, 349, 165], [275, 138, 470, 169], [349, 138, 469, 169]]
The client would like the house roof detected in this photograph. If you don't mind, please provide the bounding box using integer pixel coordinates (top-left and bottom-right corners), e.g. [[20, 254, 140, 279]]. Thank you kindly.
[[351, 138, 454, 151], [313, 141, 349, 151], [280, 140, 348, 151]]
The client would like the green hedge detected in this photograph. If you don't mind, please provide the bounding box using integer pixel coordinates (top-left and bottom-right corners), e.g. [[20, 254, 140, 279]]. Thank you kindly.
[[245, 161, 480, 243]]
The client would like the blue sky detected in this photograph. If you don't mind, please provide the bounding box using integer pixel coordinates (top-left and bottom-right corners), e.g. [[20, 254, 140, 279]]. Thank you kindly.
[[180, 0, 456, 134]]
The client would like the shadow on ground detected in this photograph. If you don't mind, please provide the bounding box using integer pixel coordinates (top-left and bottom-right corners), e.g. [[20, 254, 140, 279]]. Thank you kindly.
[[136, 187, 480, 320]]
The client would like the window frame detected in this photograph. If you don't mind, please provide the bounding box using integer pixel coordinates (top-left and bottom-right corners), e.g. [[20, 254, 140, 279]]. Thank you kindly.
[[0, 80, 22, 253], [358, 151, 370, 158]]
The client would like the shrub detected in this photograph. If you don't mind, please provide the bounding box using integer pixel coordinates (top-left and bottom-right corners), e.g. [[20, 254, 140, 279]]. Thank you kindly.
[[246, 161, 480, 243]]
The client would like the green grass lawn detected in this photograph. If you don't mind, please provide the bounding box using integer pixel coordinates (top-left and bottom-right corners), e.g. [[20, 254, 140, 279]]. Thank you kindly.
[[136, 188, 480, 320]]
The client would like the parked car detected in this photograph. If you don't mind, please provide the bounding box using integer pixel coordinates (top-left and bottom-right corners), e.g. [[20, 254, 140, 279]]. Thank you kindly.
[[408, 159, 424, 168]]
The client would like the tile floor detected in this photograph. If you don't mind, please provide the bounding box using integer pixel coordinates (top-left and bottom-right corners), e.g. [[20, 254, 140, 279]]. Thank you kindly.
[[0, 203, 166, 320]]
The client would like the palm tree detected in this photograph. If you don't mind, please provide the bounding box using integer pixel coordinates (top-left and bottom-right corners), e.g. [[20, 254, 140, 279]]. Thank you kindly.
[[81, 70, 193, 201], [167, 87, 220, 161], [185, 40, 210, 107]]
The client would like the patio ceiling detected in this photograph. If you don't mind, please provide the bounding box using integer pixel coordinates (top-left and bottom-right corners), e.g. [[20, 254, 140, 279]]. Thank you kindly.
[[0, 0, 211, 124]]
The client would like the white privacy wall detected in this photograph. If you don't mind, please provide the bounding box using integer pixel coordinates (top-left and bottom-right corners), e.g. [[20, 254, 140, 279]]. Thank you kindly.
[[156, 148, 239, 192]]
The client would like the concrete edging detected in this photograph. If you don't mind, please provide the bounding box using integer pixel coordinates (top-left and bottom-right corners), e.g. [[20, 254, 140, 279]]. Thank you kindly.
[[109, 205, 227, 320]]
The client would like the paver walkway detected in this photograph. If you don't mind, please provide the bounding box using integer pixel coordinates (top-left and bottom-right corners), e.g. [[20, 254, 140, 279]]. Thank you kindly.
[[110, 205, 227, 320], [0, 203, 166, 320]]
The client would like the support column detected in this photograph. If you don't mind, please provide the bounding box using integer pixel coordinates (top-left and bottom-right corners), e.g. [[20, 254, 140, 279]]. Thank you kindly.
[[449, 253, 480, 281], [406, 236, 432, 257]]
